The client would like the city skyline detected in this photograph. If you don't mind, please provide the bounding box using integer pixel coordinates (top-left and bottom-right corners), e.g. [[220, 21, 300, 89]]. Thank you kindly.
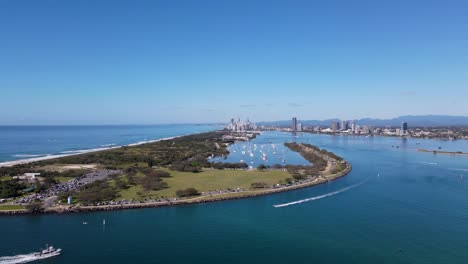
[[1, 1, 468, 125]]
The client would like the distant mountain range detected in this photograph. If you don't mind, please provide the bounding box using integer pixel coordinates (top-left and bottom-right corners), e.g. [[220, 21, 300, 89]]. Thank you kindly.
[[257, 115, 468, 127]]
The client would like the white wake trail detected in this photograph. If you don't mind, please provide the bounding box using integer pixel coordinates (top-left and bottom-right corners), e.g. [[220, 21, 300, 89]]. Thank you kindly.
[[0, 252, 60, 264], [417, 162, 438, 165], [273, 180, 368, 208], [0, 253, 38, 264]]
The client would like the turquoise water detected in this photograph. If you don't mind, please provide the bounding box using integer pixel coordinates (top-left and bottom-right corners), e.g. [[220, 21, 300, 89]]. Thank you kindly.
[[2, 132, 468, 263]]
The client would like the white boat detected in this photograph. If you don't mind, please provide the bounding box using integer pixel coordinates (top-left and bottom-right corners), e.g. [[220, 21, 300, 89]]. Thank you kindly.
[[34, 245, 61, 258]]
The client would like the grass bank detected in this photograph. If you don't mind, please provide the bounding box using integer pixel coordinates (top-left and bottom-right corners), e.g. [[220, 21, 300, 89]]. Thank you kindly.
[[117, 168, 291, 200]]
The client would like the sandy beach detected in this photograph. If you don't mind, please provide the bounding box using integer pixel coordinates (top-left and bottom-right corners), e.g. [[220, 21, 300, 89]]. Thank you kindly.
[[0, 136, 177, 168]]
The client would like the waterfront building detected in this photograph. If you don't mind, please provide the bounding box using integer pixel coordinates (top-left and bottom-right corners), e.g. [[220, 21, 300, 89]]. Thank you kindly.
[[341, 120, 348, 131], [401, 122, 408, 136], [362, 126, 370, 134], [331, 121, 338, 132], [351, 122, 356, 133], [355, 125, 361, 134], [297, 123, 303, 132], [292, 117, 297, 131], [226, 118, 257, 131]]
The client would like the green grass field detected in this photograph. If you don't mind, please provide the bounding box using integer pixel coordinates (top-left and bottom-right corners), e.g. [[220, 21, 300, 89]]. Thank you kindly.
[[0, 205, 24, 211], [0, 176, 12, 181], [117, 169, 291, 200], [54, 176, 73, 183]]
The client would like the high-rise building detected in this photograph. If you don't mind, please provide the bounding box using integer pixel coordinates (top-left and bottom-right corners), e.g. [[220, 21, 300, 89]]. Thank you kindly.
[[225, 118, 257, 131], [341, 120, 348, 131], [351, 122, 356, 133], [331, 121, 338, 132], [297, 123, 303, 132], [401, 122, 408, 136], [292, 117, 297, 131]]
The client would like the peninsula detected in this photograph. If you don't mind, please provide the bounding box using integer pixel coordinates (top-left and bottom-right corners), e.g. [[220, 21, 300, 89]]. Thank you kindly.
[[0, 131, 351, 215]]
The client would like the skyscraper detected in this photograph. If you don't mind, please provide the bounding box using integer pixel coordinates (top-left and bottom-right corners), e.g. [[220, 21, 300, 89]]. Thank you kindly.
[[401, 122, 408, 136], [341, 120, 348, 131], [331, 121, 338, 132], [292, 117, 297, 131]]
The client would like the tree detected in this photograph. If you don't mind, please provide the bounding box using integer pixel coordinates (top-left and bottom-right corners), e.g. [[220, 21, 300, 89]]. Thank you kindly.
[[115, 178, 129, 190], [292, 173, 307, 180], [76, 180, 119, 204], [176, 188, 200, 197], [141, 176, 168, 191], [147, 159, 155, 168], [257, 164, 267, 170], [0, 180, 24, 198], [272, 164, 283, 169], [147, 170, 171, 178]]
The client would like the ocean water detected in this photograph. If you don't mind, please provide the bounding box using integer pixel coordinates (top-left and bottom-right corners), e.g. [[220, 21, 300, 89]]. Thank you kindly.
[[2, 131, 468, 263], [0, 125, 220, 163]]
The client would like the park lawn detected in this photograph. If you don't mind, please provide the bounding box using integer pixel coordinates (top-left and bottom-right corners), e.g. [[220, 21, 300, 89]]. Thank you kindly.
[[55, 176, 73, 183], [116, 169, 291, 200], [0, 205, 24, 211], [0, 176, 12, 181], [118, 185, 145, 200]]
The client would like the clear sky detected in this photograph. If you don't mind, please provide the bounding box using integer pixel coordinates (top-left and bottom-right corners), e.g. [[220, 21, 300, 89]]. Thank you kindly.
[[1, 0, 467, 125]]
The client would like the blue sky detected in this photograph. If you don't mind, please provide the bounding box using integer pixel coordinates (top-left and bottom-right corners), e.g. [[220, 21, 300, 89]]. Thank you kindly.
[[1, 0, 467, 125]]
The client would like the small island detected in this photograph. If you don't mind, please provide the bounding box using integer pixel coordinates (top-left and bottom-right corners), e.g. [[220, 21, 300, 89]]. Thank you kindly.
[[0, 131, 351, 215], [417, 148, 468, 156]]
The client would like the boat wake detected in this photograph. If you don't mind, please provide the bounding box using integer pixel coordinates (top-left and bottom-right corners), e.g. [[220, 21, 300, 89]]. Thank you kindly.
[[273, 179, 368, 208], [0, 251, 60, 264], [417, 162, 438, 166], [448, 168, 468, 172]]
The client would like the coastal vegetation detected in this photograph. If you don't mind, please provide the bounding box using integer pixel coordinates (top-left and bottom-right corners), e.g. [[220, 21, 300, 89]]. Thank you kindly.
[[0, 180, 25, 198], [24, 201, 44, 213], [34, 132, 230, 172], [283, 142, 328, 178], [75, 180, 119, 205], [0, 131, 351, 214], [176, 188, 200, 197]]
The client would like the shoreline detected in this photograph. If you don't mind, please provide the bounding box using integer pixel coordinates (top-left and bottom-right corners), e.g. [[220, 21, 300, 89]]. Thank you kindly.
[[0, 136, 181, 168], [0, 132, 351, 216], [0, 163, 352, 215]]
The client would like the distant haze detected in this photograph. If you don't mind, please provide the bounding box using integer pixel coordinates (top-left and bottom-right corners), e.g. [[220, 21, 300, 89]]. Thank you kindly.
[[258, 115, 468, 127]]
